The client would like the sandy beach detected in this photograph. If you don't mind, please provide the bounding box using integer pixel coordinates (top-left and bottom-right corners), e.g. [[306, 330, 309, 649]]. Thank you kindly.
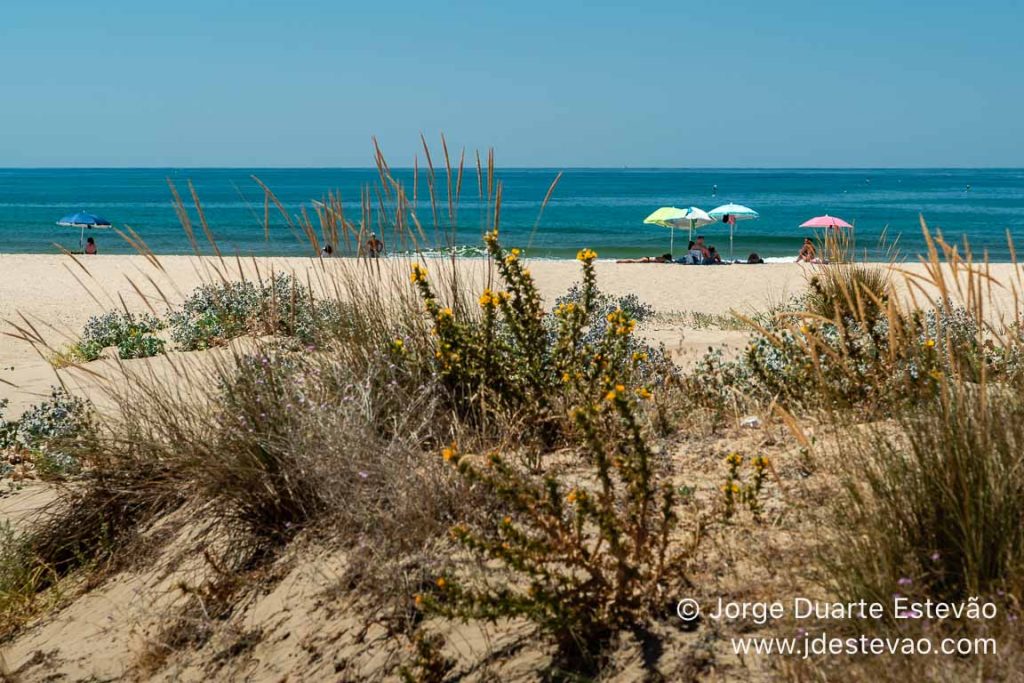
[[2, 253, 1021, 416]]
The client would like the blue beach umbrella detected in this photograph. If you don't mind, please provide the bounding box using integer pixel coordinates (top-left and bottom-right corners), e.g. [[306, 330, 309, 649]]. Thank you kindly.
[[709, 203, 759, 258], [56, 211, 112, 251]]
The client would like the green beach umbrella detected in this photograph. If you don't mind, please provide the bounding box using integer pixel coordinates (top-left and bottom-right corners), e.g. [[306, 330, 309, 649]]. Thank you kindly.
[[643, 206, 690, 254]]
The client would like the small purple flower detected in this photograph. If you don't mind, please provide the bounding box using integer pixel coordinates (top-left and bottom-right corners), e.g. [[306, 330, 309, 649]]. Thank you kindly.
[[931, 552, 941, 562], [897, 577, 913, 587], [358, 471, 369, 479]]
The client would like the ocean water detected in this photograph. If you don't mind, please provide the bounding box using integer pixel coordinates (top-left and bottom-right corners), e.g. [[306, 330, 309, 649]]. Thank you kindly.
[[1, 168, 1023, 261]]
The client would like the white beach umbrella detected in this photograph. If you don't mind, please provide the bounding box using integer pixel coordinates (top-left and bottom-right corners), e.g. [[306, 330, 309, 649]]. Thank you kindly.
[[678, 207, 715, 243]]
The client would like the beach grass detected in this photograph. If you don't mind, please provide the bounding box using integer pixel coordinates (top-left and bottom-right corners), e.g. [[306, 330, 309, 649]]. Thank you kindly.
[[1, 143, 1023, 680]]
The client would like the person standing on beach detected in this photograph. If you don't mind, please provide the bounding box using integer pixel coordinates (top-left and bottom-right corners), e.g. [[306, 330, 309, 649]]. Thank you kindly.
[[85, 237, 97, 255], [366, 232, 384, 258]]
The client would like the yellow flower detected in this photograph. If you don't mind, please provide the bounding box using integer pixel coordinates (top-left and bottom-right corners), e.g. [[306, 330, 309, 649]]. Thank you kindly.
[[726, 452, 743, 466], [414, 594, 423, 607], [636, 387, 652, 399], [410, 264, 428, 283], [511, 248, 521, 256], [562, 372, 571, 383], [576, 248, 597, 262], [615, 384, 625, 393], [479, 289, 495, 307], [441, 446, 455, 462], [752, 455, 769, 470], [800, 325, 810, 335], [567, 489, 579, 504], [929, 369, 942, 380], [632, 352, 647, 362], [436, 577, 447, 589], [522, 268, 531, 277], [502, 516, 512, 525], [924, 338, 936, 348], [605, 389, 617, 402]]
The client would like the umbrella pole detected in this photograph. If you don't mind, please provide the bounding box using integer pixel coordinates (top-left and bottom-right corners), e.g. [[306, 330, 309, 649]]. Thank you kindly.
[[730, 223, 734, 259], [80, 226, 84, 252], [670, 227, 674, 256]]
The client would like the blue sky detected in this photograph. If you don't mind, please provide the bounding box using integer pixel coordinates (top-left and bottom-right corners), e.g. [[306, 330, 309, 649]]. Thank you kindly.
[[2, 0, 1021, 167]]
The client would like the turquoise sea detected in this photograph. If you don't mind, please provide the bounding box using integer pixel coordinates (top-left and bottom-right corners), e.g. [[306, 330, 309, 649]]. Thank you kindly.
[[1, 168, 1023, 261]]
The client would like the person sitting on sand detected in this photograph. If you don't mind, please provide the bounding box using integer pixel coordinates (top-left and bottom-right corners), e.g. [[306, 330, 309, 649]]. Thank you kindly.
[[321, 243, 334, 257], [85, 237, 97, 255], [694, 235, 711, 260], [706, 246, 722, 264], [796, 238, 816, 263], [366, 233, 384, 258], [616, 253, 673, 264], [675, 238, 708, 264], [747, 252, 765, 264]]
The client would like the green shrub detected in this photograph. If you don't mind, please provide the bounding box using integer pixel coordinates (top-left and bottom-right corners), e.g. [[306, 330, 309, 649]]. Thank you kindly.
[[415, 243, 683, 670], [168, 273, 345, 351], [408, 238, 669, 450], [116, 331, 166, 359], [682, 296, 1009, 416], [55, 311, 165, 364], [82, 310, 162, 348], [1, 388, 92, 478]]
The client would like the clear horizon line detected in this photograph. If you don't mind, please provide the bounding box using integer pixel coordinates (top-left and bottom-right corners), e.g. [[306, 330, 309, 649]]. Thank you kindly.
[[1, 165, 1022, 171]]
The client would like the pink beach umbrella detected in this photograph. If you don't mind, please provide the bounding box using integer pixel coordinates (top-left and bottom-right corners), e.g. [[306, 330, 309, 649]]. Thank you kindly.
[[799, 214, 853, 229]]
